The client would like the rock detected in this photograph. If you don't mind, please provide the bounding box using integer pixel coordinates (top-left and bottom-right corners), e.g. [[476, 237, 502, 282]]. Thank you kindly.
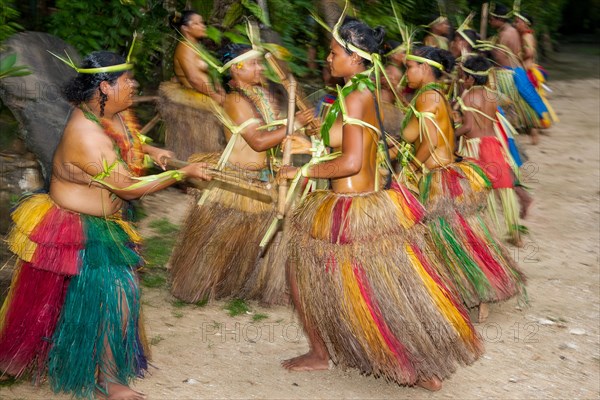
[[559, 342, 578, 350], [183, 378, 198, 384], [0, 32, 81, 182], [569, 328, 586, 336], [539, 318, 555, 325]]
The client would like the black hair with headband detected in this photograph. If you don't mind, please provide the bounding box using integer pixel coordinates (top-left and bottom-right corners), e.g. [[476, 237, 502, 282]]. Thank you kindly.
[[63, 51, 128, 117], [338, 19, 386, 67], [414, 46, 455, 79], [463, 55, 492, 85]]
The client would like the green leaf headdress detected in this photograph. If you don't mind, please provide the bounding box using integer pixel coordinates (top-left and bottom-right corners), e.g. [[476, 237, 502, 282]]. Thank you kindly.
[[489, 2, 513, 19], [456, 12, 477, 48], [512, 0, 531, 25], [48, 32, 137, 74]]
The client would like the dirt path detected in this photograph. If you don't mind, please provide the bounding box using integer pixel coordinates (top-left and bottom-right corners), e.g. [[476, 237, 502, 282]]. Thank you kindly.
[[2, 50, 599, 399]]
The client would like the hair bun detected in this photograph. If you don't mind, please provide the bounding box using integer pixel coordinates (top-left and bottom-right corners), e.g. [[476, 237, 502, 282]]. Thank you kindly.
[[372, 26, 386, 46]]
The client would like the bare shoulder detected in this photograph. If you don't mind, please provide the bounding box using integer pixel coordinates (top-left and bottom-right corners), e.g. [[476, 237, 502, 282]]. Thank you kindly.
[[224, 91, 254, 123], [415, 90, 443, 112], [60, 109, 115, 164]]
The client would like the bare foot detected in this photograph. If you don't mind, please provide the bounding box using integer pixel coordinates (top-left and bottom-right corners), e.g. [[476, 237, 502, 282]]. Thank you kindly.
[[96, 382, 147, 400], [520, 198, 532, 219], [478, 303, 490, 323], [281, 351, 329, 371], [507, 236, 523, 247], [416, 377, 442, 391], [530, 129, 540, 145]]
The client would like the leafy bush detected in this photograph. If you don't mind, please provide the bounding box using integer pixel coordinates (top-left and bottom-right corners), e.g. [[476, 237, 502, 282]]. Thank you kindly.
[[48, 0, 187, 89], [0, 0, 23, 43]]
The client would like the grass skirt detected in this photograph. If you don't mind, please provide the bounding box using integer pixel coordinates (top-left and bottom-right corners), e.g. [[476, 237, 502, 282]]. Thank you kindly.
[[420, 162, 526, 308], [460, 137, 522, 243], [287, 184, 483, 384], [158, 81, 225, 160], [0, 194, 148, 398], [493, 68, 548, 130], [169, 153, 286, 304]]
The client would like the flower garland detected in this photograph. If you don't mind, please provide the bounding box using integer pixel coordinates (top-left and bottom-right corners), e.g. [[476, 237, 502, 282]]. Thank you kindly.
[[81, 107, 146, 177]]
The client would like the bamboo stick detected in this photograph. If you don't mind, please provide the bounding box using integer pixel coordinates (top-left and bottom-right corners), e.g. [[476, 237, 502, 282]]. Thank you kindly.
[[165, 158, 276, 204], [278, 76, 297, 218], [480, 3, 489, 40], [264, 52, 321, 134]]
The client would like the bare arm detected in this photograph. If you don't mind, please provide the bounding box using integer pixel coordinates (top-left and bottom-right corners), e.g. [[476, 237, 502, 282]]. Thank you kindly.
[[522, 34, 536, 60], [72, 128, 208, 201], [225, 95, 312, 152], [455, 94, 476, 137], [402, 91, 440, 164]]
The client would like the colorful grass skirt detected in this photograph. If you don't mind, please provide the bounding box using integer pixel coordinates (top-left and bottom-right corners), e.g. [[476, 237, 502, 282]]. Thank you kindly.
[[0, 194, 148, 398]]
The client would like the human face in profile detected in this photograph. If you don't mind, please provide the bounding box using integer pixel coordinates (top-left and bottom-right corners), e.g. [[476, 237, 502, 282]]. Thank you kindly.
[[234, 55, 264, 86], [111, 71, 138, 110], [326, 39, 356, 79], [405, 60, 427, 89], [184, 13, 206, 39]]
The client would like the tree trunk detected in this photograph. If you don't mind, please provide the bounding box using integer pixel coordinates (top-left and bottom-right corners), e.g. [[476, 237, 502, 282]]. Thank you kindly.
[[317, 0, 341, 28], [209, 0, 240, 26]]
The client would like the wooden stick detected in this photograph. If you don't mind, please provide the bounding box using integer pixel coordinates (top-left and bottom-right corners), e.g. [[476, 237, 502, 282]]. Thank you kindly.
[[480, 3, 489, 41], [264, 52, 321, 134], [140, 114, 161, 136], [133, 95, 159, 103], [165, 158, 276, 204], [278, 76, 297, 218]]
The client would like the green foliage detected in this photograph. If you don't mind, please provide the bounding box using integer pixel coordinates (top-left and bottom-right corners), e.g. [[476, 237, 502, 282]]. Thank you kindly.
[[48, 0, 186, 88], [0, 54, 30, 79], [143, 235, 175, 267], [149, 217, 180, 235], [150, 334, 165, 345], [195, 297, 210, 307], [252, 313, 269, 322], [171, 299, 188, 308], [224, 298, 250, 316], [466, 0, 569, 36], [141, 273, 166, 288], [0, 0, 23, 43]]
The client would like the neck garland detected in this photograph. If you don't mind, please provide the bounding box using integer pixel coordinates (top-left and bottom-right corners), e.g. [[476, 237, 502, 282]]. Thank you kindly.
[[81, 105, 145, 176]]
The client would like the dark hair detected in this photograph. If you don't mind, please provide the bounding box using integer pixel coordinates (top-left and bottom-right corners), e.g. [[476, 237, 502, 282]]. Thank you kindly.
[[338, 19, 385, 67], [218, 42, 252, 65], [461, 29, 480, 48], [63, 51, 127, 116], [169, 10, 198, 31], [463, 55, 492, 85], [491, 3, 511, 21], [218, 43, 253, 89], [414, 46, 455, 78], [520, 12, 534, 26]]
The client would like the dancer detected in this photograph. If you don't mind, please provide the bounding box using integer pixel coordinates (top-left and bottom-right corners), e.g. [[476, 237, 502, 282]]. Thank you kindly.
[[424, 15, 451, 50], [159, 9, 226, 158], [488, 2, 550, 143], [278, 16, 482, 391], [455, 55, 532, 245], [169, 43, 313, 305], [0, 51, 211, 399], [402, 46, 526, 321], [513, 11, 559, 125]]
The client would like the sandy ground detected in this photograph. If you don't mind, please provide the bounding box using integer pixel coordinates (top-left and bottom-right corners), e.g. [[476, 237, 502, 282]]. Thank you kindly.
[[1, 48, 599, 399]]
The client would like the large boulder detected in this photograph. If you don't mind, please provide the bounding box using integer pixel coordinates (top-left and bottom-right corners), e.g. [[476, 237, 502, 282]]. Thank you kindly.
[[0, 32, 80, 184]]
